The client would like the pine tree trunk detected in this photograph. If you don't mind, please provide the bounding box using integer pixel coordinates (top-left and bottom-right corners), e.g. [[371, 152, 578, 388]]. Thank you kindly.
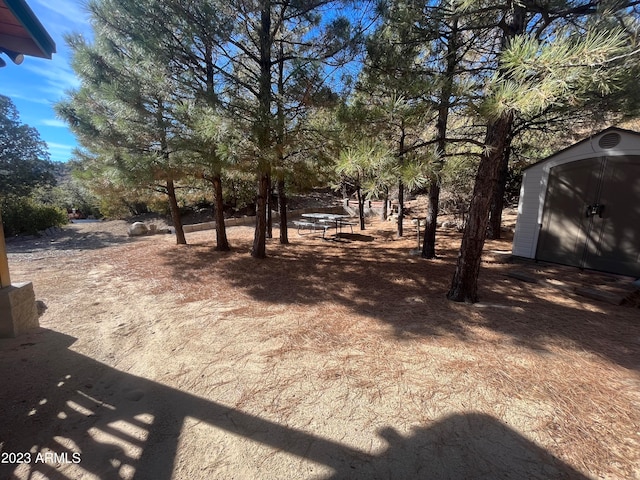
[[447, 5, 524, 302], [422, 16, 458, 259], [447, 113, 513, 302], [252, 1, 272, 259], [252, 171, 269, 258], [484, 6, 524, 243], [274, 40, 288, 245], [278, 178, 288, 244], [212, 175, 230, 251], [397, 180, 404, 237], [356, 186, 365, 230], [422, 180, 440, 258], [266, 175, 273, 239], [396, 126, 406, 237], [166, 179, 186, 245], [487, 146, 511, 239], [381, 191, 388, 220]]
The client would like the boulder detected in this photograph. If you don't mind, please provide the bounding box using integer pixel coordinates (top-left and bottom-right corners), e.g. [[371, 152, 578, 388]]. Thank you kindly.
[[36, 300, 48, 316], [128, 222, 149, 237]]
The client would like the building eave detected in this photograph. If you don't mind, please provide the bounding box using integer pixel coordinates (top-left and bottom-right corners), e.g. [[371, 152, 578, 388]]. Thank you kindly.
[[0, 0, 56, 59]]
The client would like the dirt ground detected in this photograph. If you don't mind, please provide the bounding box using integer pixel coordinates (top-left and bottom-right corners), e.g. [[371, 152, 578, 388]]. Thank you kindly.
[[1, 214, 639, 480]]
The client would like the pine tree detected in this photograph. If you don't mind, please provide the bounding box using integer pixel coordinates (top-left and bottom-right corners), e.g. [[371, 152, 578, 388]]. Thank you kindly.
[[57, 31, 189, 244], [362, 0, 487, 251], [221, 1, 363, 257], [86, 0, 233, 249], [90, 0, 366, 258], [448, 0, 638, 302]]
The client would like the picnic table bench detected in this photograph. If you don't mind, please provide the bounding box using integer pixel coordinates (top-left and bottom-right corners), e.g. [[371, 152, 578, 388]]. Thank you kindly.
[[319, 218, 355, 234], [292, 220, 331, 238]]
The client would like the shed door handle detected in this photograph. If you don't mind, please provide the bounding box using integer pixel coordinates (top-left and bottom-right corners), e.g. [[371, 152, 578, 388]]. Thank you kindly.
[[586, 204, 605, 218]]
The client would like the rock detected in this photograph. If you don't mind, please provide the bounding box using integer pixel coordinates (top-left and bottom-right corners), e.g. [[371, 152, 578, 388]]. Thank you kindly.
[[36, 300, 48, 316], [127, 222, 149, 237]]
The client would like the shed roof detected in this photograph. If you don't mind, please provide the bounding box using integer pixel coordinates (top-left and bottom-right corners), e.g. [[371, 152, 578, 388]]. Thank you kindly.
[[0, 0, 55, 59], [523, 127, 640, 171]]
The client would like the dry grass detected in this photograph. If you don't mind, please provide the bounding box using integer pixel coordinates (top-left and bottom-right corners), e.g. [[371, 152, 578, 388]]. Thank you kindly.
[[4, 216, 640, 479]]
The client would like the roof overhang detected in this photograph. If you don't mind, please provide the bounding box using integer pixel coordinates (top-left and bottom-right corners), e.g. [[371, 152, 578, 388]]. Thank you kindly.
[[0, 0, 55, 59]]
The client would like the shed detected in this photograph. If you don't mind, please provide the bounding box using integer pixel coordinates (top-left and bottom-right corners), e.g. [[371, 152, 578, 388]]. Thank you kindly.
[[512, 127, 640, 278]]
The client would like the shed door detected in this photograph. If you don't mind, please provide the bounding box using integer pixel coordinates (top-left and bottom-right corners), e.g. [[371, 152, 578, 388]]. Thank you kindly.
[[582, 156, 640, 276], [536, 156, 640, 277], [536, 158, 601, 268]]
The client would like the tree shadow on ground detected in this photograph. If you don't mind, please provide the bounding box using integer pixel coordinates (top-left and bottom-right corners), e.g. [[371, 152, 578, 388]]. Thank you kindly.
[[5, 228, 140, 254], [155, 230, 640, 371], [159, 239, 472, 341], [0, 328, 589, 480], [333, 233, 375, 242]]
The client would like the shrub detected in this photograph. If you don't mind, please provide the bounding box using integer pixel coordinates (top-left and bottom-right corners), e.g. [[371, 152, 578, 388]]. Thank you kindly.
[[1, 196, 68, 236]]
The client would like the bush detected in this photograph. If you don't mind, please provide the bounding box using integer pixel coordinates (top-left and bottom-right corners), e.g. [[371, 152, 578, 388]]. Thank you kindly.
[[1, 196, 68, 236], [31, 182, 103, 220]]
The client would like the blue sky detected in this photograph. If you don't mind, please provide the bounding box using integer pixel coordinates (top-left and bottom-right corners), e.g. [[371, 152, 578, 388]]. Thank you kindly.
[[1, 0, 92, 163]]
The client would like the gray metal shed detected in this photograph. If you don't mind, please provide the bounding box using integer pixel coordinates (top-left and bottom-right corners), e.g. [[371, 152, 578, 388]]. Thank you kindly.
[[512, 127, 640, 277]]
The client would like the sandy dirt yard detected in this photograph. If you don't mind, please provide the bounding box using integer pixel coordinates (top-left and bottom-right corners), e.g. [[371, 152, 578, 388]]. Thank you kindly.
[[1, 215, 639, 480]]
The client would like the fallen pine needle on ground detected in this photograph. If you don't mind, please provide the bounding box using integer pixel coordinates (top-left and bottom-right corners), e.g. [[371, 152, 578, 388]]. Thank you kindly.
[[1, 216, 639, 480]]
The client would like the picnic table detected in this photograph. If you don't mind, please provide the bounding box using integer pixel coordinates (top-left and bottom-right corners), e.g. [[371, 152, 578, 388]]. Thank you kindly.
[[293, 213, 355, 238]]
